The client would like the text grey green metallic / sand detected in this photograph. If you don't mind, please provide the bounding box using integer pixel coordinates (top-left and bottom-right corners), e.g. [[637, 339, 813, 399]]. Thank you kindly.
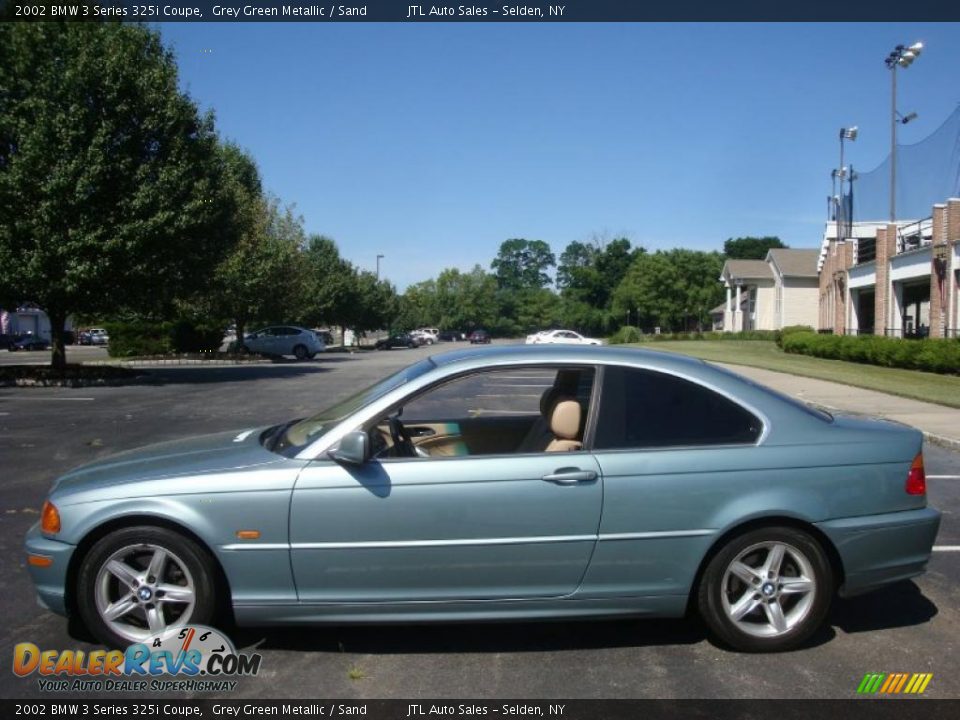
[[25, 345, 940, 651]]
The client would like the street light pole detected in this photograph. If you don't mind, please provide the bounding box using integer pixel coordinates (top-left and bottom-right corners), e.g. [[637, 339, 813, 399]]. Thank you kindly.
[[837, 127, 857, 244], [376, 254, 384, 279], [885, 42, 923, 222]]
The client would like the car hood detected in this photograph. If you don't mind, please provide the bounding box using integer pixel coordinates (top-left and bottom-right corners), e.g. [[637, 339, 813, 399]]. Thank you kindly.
[[50, 427, 284, 499]]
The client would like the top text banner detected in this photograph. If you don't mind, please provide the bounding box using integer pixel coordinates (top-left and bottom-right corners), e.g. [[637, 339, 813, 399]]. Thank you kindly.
[[4, 0, 960, 21]]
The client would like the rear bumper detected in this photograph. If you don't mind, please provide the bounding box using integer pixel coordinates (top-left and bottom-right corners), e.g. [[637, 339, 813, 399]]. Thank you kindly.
[[816, 507, 941, 597], [24, 522, 75, 616]]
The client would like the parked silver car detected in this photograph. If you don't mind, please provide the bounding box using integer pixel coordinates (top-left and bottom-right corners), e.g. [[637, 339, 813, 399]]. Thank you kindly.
[[243, 325, 324, 360], [25, 346, 940, 651]]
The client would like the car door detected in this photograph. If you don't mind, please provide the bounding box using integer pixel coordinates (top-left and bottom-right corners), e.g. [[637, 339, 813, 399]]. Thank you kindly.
[[580, 365, 765, 598], [288, 365, 603, 603]]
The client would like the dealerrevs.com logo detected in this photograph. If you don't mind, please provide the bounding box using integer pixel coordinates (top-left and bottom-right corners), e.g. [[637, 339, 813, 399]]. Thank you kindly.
[[13, 626, 262, 693]]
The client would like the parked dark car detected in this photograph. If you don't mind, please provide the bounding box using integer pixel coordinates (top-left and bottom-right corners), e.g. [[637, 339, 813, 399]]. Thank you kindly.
[[375, 333, 420, 350], [438, 330, 466, 342], [468, 329, 491, 344], [9, 334, 50, 351]]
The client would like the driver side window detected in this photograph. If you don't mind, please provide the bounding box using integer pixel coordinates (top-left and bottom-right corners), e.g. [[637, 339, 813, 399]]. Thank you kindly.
[[367, 366, 595, 460]]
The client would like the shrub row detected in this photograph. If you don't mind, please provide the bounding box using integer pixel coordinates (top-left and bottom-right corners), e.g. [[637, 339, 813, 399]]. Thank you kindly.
[[608, 328, 784, 345], [104, 321, 224, 358], [782, 331, 960, 375]]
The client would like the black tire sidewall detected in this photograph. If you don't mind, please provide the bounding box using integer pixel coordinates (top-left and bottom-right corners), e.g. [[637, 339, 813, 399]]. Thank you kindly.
[[293, 344, 307, 360], [76, 526, 217, 648], [699, 526, 833, 653]]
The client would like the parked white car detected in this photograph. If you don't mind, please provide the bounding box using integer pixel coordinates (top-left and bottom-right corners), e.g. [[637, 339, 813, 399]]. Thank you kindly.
[[243, 325, 325, 360], [525, 329, 603, 346], [411, 328, 439, 345]]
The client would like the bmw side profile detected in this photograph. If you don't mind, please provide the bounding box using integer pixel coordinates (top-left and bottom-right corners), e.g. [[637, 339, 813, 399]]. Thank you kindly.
[[25, 345, 940, 651]]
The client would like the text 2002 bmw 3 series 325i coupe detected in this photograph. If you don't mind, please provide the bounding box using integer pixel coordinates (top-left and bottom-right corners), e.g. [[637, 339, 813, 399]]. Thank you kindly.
[[26, 346, 940, 652]]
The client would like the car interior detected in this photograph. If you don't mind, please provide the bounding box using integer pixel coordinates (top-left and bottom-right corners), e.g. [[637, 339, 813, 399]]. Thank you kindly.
[[367, 366, 595, 459]]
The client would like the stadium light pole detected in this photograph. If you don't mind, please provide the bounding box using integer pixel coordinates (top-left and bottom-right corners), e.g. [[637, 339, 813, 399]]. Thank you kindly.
[[376, 254, 384, 279], [837, 127, 858, 244], [885, 41, 923, 222]]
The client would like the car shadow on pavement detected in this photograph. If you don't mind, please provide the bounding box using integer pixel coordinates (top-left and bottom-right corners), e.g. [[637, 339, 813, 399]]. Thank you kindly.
[[828, 580, 937, 634], [225, 581, 937, 655], [228, 617, 706, 654]]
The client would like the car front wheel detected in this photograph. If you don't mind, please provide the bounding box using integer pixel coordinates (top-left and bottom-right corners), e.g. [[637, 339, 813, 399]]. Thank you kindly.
[[293, 344, 308, 361], [698, 526, 832, 652], [76, 526, 217, 648]]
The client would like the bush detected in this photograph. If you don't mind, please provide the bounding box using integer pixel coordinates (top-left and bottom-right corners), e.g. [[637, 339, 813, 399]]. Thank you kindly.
[[104, 322, 172, 357], [608, 325, 642, 344], [782, 331, 960, 375], [104, 320, 225, 357], [170, 320, 224, 354], [776, 325, 815, 349]]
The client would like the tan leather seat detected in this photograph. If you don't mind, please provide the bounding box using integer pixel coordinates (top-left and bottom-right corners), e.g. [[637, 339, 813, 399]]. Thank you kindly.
[[545, 398, 582, 452], [516, 387, 561, 453]]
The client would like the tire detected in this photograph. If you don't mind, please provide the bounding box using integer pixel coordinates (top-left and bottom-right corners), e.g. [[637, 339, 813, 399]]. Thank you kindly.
[[697, 526, 832, 652], [307, 352, 317, 360], [293, 344, 308, 361], [76, 526, 218, 648]]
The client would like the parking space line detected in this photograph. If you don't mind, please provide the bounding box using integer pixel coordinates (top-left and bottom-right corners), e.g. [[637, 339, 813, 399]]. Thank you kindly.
[[927, 475, 960, 479], [933, 546, 960, 552], [10, 397, 95, 401]]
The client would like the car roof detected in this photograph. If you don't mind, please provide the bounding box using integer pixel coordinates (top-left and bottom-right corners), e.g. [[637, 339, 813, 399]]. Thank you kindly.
[[430, 343, 706, 372]]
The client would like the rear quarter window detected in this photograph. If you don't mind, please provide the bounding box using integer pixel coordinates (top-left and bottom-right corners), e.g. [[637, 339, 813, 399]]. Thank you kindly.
[[594, 366, 762, 450]]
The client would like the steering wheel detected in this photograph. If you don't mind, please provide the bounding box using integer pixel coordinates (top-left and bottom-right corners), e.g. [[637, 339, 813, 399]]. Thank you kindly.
[[387, 414, 417, 457]]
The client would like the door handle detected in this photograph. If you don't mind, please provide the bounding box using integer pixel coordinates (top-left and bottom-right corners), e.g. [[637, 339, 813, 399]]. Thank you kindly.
[[542, 468, 598, 485]]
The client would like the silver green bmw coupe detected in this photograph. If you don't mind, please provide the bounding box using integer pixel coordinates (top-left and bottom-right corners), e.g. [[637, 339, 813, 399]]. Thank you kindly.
[[25, 345, 940, 652]]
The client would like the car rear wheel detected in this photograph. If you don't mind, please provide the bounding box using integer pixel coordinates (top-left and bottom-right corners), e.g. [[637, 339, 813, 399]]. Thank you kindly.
[[76, 526, 217, 648], [293, 344, 308, 361], [698, 526, 832, 652]]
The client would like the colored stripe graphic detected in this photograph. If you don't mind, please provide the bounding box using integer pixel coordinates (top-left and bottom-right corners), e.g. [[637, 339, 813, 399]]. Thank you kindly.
[[857, 673, 932, 694]]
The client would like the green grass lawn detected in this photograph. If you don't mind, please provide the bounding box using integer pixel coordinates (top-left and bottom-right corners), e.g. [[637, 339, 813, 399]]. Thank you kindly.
[[629, 340, 960, 409]]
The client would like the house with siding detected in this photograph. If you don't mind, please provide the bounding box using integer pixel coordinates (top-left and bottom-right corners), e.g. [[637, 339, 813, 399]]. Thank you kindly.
[[718, 249, 819, 332]]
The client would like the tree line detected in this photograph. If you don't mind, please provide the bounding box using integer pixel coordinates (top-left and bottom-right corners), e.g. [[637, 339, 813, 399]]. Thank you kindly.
[[0, 22, 396, 368], [395, 235, 785, 338], [0, 22, 787, 368]]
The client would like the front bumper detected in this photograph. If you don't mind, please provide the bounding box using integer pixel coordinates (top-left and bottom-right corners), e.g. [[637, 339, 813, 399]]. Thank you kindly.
[[24, 521, 76, 616], [816, 507, 941, 597]]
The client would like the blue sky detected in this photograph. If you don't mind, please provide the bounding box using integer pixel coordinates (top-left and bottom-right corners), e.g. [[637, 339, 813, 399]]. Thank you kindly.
[[159, 22, 960, 290]]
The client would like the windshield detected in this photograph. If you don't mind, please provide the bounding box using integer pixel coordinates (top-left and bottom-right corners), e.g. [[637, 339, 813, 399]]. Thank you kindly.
[[270, 358, 436, 456]]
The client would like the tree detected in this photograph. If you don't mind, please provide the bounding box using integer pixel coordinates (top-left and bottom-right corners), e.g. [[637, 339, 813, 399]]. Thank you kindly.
[[723, 236, 787, 260], [613, 249, 724, 332], [346, 271, 398, 337], [300, 235, 359, 335], [491, 239, 555, 291], [395, 279, 438, 332], [211, 195, 307, 345], [434, 265, 498, 331], [556, 241, 597, 291], [0, 22, 234, 369], [556, 237, 644, 334]]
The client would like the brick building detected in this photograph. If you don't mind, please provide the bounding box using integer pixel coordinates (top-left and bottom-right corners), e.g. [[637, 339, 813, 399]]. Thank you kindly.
[[817, 197, 960, 338]]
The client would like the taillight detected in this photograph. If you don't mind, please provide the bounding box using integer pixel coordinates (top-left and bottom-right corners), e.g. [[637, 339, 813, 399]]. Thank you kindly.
[[906, 453, 926, 496], [40, 501, 61, 534]]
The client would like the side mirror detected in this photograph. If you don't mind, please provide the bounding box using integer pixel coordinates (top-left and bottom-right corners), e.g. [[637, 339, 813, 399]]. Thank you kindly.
[[329, 431, 370, 465]]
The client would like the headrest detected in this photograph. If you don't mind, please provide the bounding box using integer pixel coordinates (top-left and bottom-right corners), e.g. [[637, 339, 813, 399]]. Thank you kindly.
[[550, 399, 581, 440], [540, 387, 560, 416]]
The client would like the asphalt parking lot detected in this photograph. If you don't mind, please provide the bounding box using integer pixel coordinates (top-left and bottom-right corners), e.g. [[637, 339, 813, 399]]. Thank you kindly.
[[1, 342, 958, 700]]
